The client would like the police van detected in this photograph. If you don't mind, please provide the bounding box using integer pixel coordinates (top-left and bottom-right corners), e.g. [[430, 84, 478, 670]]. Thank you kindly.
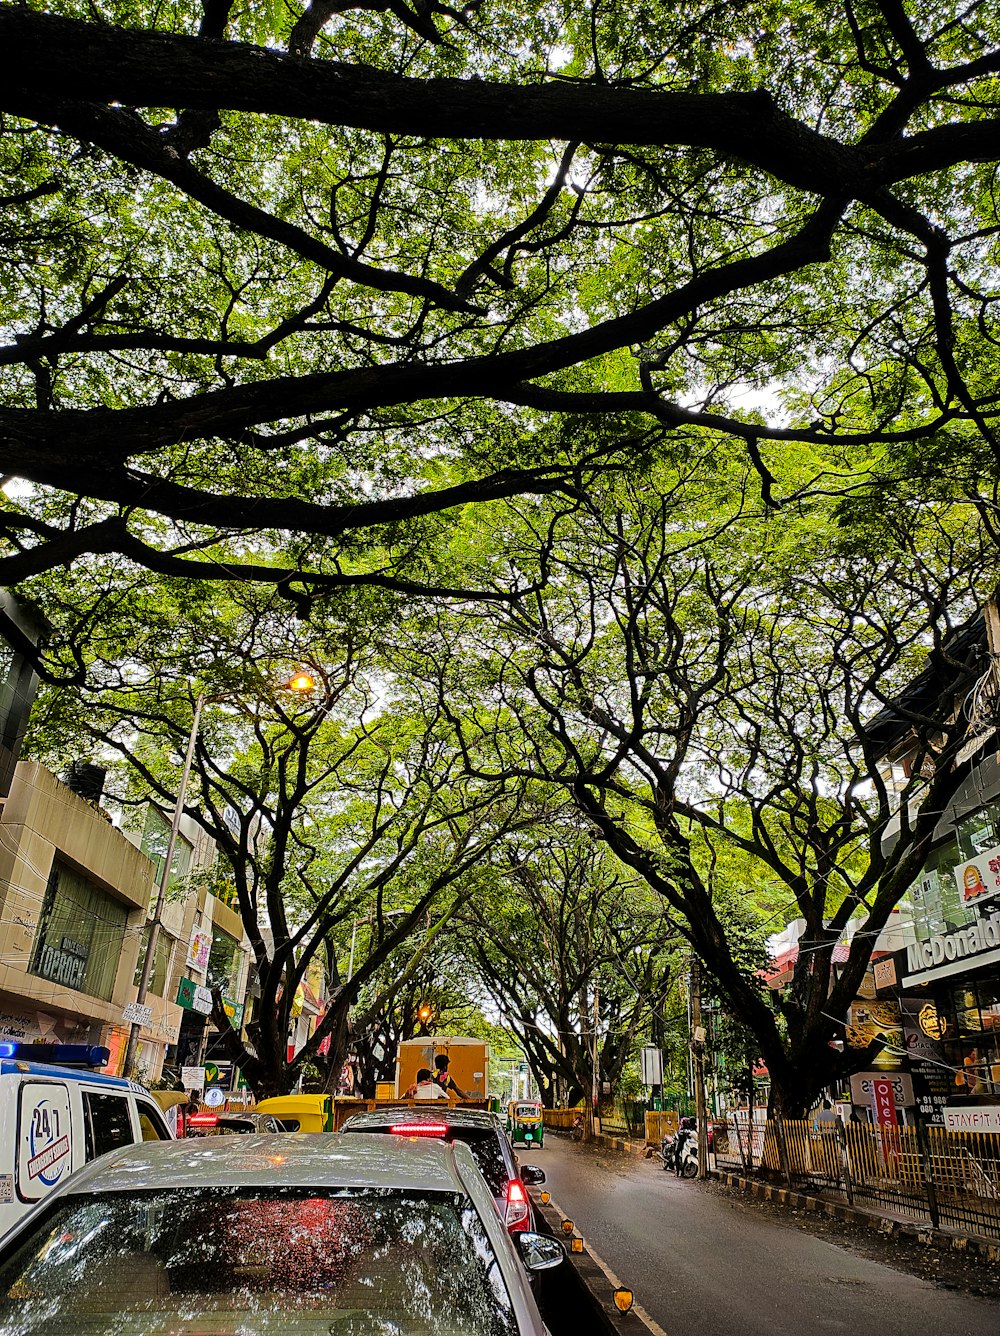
[[0, 1042, 173, 1238]]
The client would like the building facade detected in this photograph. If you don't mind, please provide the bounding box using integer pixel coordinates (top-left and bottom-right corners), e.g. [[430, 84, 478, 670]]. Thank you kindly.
[[0, 758, 253, 1086], [0, 760, 151, 1052]]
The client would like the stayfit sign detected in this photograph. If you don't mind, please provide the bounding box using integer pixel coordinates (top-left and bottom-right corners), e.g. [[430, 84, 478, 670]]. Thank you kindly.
[[902, 909, 1000, 985]]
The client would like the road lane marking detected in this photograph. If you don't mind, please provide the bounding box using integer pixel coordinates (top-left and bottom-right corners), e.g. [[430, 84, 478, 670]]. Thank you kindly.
[[544, 1193, 670, 1336]]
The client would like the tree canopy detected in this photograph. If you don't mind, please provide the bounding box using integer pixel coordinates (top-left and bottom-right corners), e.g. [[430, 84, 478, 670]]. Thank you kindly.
[[4, 1, 1000, 605]]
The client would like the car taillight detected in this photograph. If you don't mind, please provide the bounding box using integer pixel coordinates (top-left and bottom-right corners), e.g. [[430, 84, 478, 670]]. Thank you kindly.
[[389, 1123, 448, 1137], [187, 1112, 219, 1128], [505, 1179, 530, 1231]]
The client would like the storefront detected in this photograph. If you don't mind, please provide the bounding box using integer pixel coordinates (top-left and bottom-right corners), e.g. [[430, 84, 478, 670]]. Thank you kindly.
[[892, 798, 1000, 1109]]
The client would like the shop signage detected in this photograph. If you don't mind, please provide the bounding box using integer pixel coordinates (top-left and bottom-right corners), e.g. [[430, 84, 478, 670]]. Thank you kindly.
[[846, 1001, 903, 1070], [176, 976, 213, 1016], [33, 941, 87, 991], [943, 1106, 1000, 1134], [952, 845, 1000, 906], [849, 1071, 914, 1106], [900, 997, 951, 1125], [870, 1077, 898, 1126], [180, 1065, 205, 1092], [873, 958, 896, 990], [903, 909, 1000, 983], [955, 729, 997, 767], [187, 929, 212, 971], [221, 996, 244, 1029]]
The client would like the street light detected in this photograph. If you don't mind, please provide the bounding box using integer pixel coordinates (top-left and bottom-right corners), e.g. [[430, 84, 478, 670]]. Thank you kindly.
[[287, 670, 316, 693], [123, 671, 316, 1081]]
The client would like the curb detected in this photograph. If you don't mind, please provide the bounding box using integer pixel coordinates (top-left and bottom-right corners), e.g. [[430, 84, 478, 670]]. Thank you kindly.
[[713, 1169, 1000, 1265], [550, 1128, 651, 1159], [531, 1190, 667, 1334]]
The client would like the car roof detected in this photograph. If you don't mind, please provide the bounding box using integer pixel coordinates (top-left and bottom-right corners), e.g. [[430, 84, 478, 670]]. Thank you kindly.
[[0, 1060, 144, 1091], [54, 1132, 470, 1197], [340, 1105, 503, 1132]]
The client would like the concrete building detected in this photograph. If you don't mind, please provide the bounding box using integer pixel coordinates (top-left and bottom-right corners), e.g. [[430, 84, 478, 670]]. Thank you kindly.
[[0, 760, 151, 1056], [0, 758, 252, 1084]]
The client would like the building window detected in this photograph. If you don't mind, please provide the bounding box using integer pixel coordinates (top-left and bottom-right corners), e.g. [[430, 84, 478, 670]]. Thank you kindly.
[[29, 859, 128, 1001], [139, 806, 192, 897], [133, 927, 174, 998], [207, 930, 239, 992]]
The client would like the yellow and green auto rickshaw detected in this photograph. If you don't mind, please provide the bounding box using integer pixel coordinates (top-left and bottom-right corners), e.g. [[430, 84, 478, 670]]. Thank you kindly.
[[254, 1094, 334, 1132], [506, 1099, 544, 1148]]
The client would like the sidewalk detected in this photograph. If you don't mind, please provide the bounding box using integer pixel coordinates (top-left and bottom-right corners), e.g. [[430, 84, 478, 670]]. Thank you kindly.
[[715, 1166, 1000, 1263]]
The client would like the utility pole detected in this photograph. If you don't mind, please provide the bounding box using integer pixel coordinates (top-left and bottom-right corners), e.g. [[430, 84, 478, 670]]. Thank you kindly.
[[589, 980, 600, 1140], [690, 955, 709, 1179], [123, 692, 205, 1081]]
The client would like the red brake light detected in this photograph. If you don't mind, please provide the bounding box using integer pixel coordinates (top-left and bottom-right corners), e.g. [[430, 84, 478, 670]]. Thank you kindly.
[[505, 1179, 530, 1232], [389, 1123, 448, 1137], [187, 1112, 219, 1127]]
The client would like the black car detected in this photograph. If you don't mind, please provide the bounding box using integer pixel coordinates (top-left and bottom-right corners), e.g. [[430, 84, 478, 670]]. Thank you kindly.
[[338, 1105, 546, 1237]]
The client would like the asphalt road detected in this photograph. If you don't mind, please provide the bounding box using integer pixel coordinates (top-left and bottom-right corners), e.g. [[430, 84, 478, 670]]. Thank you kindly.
[[532, 1135, 1000, 1336]]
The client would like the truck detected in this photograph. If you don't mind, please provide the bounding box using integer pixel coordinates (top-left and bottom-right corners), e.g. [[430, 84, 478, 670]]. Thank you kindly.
[[394, 1036, 489, 1101]]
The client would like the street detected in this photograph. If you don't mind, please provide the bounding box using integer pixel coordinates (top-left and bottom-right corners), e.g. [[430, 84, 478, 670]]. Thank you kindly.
[[533, 1136, 1000, 1336]]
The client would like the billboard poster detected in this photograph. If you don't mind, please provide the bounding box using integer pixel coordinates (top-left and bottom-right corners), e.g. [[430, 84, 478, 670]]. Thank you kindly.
[[952, 844, 1000, 906], [187, 929, 212, 971], [846, 1000, 904, 1070]]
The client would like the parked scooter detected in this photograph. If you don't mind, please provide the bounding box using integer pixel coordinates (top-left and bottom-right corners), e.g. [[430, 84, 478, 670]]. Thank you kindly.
[[659, 1118, 698, 1178]]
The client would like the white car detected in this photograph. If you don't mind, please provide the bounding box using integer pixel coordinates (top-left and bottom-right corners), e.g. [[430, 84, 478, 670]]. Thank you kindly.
[[0, 1131, 562, 1334]]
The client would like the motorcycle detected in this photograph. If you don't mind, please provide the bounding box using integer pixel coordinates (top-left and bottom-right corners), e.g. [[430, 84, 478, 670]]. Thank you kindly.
[[659, 1127, 698, 1178]]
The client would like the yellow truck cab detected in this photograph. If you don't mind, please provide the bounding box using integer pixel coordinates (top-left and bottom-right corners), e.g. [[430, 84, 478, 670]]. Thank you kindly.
[[0, 1042, 172, 1239]]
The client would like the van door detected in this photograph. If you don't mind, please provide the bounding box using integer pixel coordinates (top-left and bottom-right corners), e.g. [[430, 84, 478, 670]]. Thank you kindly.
[[16, 1081, 74, 1205], [82, 1089, 135, 1161]]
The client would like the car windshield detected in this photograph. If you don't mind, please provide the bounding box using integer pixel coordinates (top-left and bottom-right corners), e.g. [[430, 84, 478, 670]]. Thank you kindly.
[[0, 1187, 519, 1335], [447, 1131, 509, 1198]]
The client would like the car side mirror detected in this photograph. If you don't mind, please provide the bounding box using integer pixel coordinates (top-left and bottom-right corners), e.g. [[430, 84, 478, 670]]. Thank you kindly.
[[516, 1231, 564, 1272], [520, 1165, 546, 1185]]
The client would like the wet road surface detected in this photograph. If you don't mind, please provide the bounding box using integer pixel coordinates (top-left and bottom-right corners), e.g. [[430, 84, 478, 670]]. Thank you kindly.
[[532, 1135, 1000, 1336]]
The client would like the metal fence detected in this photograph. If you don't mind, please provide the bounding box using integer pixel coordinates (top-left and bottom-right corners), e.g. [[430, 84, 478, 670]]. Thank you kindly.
[[713, 1119, 1000, 1243], [542, 1103, 649, 1138], [598, 1100, 648, 1139]]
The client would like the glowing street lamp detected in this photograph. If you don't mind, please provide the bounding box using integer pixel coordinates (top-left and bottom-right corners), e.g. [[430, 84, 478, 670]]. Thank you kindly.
[[286, 670, 316, 693]]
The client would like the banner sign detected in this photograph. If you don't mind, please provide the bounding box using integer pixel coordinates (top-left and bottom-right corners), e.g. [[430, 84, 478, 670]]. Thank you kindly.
[[870, 1077, 898, 1127], [176, 977, 213, 1016], [187, 929, 212, 971], [943, 1106, 1000, 1134]]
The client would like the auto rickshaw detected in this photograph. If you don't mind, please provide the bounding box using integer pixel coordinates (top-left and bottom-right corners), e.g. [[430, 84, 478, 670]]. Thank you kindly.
[[506, 1099, 544, 1148], [255, 1093, 334, 1132], [151, 1089, 194, 1137]]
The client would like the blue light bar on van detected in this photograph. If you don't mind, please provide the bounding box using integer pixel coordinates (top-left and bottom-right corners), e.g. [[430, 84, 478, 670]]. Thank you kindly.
[[0, 1043, 111, 1068]]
